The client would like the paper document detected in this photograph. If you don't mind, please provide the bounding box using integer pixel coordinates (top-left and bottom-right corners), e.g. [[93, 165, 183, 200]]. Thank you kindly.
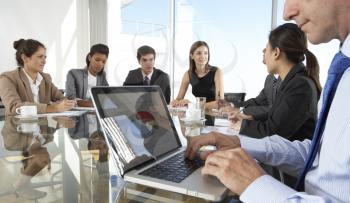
[[201, 126, 239, 135], [72, 106, 95, 111], [38, 111, 86, 117], [167, 105, 187, 112], [214, 118, 232, 127]]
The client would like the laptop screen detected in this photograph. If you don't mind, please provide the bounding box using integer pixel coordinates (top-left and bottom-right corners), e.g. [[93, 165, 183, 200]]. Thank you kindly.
[[91, 86, 182, 175]]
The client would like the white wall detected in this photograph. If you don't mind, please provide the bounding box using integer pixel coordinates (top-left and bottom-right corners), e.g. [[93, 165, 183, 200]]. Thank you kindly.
[[0, 0, 90, 88]]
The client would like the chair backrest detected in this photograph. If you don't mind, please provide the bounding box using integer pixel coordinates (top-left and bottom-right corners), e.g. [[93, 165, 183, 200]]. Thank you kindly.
[[224, 92, 246, 104]]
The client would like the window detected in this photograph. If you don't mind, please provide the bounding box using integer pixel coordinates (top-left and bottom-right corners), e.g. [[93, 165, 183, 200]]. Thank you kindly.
[[107, 0, 170, 87], [173, 0, 272, 100]]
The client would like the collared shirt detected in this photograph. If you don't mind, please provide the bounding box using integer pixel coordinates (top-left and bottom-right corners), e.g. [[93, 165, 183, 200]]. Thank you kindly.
[[86, 70, 97, 99], [141, 70, 153, 84], [23, 69, 43, 103], [239, 34, 350, 203]]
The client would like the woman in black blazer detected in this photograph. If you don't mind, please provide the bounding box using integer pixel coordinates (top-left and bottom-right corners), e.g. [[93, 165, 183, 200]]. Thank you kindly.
[[231, 23, 322, 141], [65, 44, 109, 107]]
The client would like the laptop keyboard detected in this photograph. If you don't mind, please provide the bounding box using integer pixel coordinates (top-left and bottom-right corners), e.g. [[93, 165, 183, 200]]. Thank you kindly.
[[139, 151, 204, 183]]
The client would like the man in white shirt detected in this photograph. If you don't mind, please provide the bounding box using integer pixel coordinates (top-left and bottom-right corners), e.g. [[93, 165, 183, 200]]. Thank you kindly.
[[186, 0, 350, 202]]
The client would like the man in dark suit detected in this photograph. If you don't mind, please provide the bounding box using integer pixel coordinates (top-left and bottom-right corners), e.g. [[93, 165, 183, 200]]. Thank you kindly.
[[123, 45, 171, 104]]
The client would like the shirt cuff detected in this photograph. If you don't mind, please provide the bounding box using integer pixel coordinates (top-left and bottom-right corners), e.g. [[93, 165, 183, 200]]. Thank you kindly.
[[238, 135, 267, 160], [240, 175, 297, 203]]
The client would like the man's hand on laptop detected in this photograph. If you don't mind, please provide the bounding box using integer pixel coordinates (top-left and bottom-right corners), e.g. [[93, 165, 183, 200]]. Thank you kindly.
[[202, 148, 265, 195], [185, 132, 241, 160]]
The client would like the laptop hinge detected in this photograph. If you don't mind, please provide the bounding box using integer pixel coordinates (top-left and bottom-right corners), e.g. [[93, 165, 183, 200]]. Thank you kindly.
[[127, 147, 183, 172]]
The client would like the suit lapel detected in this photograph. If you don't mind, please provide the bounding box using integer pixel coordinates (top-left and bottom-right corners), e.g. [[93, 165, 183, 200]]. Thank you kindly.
[[38, 73, 47, 103], [150, 68, 158, 85], [278, 63, 305, 94], [137, 68, 144, 83], [266, 75, 275, 104], [274, 63, 306, 106], [83, 69, 88, 98], [19, 68, 35, 102]]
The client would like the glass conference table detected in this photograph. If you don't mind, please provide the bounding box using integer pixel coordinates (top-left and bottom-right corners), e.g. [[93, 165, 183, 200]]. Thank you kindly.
[[0, 111, 241, 203]]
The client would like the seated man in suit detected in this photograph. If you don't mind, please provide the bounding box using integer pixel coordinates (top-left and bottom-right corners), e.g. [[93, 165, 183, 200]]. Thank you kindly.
[[123, 45, 171, 104]]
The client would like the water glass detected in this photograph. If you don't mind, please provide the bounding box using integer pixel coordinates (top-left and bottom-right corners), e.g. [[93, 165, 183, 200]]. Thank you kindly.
[[196, 97, 206, 119]]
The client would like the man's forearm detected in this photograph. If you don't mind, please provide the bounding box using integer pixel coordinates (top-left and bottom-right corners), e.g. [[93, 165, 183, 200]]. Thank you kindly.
[[238, 135, 311, 176]]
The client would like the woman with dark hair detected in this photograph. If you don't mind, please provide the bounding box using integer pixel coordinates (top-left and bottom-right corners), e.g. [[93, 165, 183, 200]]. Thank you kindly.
[[171, 41, 224, 109], [65, 44, 109, 107], [0, 39, 75, 115], [231, 23, 321, 141]]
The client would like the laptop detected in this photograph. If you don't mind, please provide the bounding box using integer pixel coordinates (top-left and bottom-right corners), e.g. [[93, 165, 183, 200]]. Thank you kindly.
[[90, 86, 227, 201]]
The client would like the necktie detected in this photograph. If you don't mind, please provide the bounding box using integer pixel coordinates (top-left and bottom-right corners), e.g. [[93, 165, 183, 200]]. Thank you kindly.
[[143, 76, 150, 86], [294, 51, 350, 190]]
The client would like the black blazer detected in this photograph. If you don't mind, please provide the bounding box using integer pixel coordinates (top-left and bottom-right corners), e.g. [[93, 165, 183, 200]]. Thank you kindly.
[[239, 63, 319, 141], [236, 74, 281, 120], [123, 68, 171, 104]]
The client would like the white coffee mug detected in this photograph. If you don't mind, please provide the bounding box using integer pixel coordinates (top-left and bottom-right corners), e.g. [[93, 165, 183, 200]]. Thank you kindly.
[[15, 106, 37, 117], [17, 123, 40, 133]]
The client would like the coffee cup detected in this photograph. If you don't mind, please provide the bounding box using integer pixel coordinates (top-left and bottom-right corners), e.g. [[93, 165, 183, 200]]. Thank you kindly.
[[17, 123, 40, 134], [15, 106, 37, 117]]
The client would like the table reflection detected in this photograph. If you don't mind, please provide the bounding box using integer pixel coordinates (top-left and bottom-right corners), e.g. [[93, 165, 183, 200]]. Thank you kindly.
[[0, 112, 238, 203], [0, 116, 64, 200]]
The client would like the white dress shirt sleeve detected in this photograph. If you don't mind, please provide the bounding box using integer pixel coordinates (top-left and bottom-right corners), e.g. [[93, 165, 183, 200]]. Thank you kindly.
[[237, 135, 332, 203], [239, 134, 311, 176], [240, 175, 332, 203], [237, 36, 350, 202]]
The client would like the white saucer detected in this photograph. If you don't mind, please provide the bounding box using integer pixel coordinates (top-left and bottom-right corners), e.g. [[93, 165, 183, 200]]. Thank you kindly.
[[15, 115, 39, 121], [180, 117, 206, 123]]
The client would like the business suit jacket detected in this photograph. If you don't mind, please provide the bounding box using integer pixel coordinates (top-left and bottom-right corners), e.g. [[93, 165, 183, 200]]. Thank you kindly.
[[239, 63, 319, 141], [65, 68, 109, 100], [68, 114, 101, 139], [0, 67, 64, 115], [123, 68, 171, 104], [236, 74, 281, 120]]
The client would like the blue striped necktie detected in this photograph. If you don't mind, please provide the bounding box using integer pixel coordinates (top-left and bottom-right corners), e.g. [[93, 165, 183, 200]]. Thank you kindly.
[[294, 51, 350, 190]]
